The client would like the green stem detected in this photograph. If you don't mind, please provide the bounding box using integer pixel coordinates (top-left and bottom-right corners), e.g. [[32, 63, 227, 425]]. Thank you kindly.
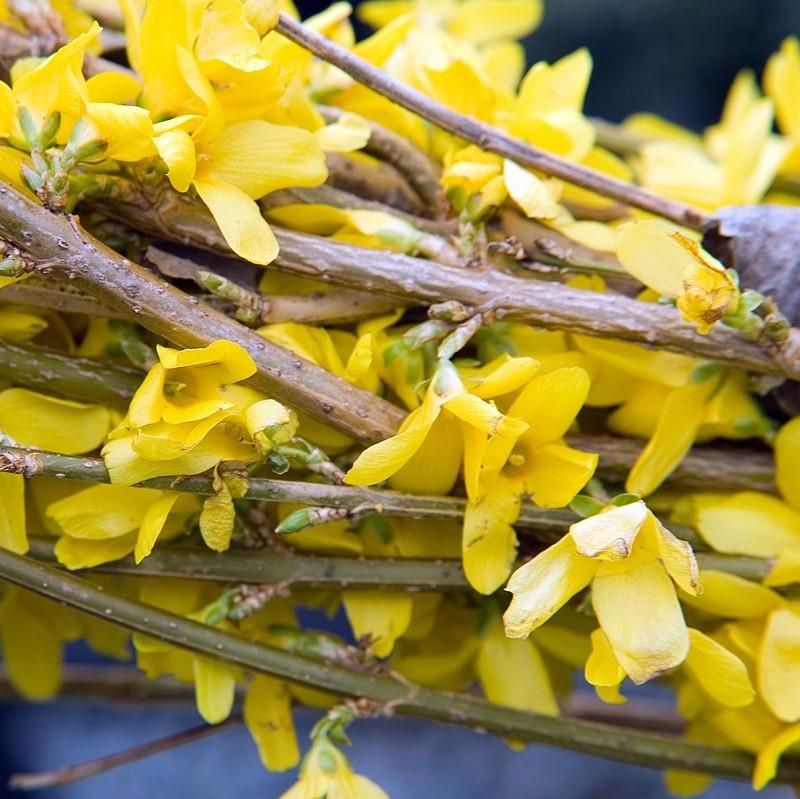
[[0, 548, 795, 783], [0, 339, 141, 409], [0, 446, 694, 544], [0, 182, 406, 444], [27, 536, 469, 590]]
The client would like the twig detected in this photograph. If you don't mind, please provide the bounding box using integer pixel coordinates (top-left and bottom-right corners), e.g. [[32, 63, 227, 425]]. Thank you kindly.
[[318, 105, 443, 214], [0, 182, 406, 444], [275, 14, 708, 230], [1, 548, 797, 783], [8, 717, 242, 792], [260, 184, 453, 235], [27, 536, 469, 590], [0, 447, 695, 546], [0, 339, 141, 409], [0, 279, 129, 318], [90, 183, 799, 379]]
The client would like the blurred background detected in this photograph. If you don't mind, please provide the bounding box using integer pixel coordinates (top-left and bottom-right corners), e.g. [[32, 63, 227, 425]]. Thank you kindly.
[[3, 1, 800, 797]]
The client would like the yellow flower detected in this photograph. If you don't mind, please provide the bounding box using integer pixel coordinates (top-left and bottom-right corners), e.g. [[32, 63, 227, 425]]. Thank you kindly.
[[764, 36, 800, 173], [345, 357, 531, 497], [280, 737, 388, 799], [633, 70, 789, 209], [342, 589, 413, 657], [102, 340, 269, 485], [463, 365, 596, 593], [504, 500, 701, 684], [586, 625, 754, 709], [47, 483, 200, 567], [616, 220, 737, 335]]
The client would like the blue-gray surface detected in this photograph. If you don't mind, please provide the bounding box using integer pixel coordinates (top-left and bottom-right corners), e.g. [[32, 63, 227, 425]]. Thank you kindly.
[[0, 701, 793, 799]]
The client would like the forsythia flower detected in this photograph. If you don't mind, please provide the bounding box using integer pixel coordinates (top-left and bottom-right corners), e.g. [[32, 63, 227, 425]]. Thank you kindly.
[[102, 340, 264, 485], [504, 500, 701, 684], [616, 219, 737, 334], [280, 737, 388, 799]]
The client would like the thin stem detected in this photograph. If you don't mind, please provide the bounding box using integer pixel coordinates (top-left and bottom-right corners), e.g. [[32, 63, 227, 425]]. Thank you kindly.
[[0, 182, 406, 444], [318, 105, 443, 214], [8, 717, 242, 792], [0, 339, 141, 409], [27, 536, 470, 590], [275, 15, 708, 230], [0, 278, 129, 318], [92, 183, 797, 379], [1, 549, 796, 783], [0, 446, 696, 546]]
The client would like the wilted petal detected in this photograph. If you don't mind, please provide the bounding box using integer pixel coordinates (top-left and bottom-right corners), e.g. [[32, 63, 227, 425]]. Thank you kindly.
[[504, 535, 595, 638], [244, 675, 299, 772], [570, 500, 648, 561], [592, 553, 689, 684], [343, 590, 413, 657]]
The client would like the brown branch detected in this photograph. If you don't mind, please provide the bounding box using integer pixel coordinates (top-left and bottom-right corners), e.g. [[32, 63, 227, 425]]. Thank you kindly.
[[88, 184, 799, 379], [275, 14, 708, 230], [0, 182, 406, 444], [318, 105, 443, 214], [8, 716, 242, 791]]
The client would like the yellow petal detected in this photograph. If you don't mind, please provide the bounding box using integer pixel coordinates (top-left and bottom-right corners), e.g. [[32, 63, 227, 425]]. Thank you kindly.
[[445, 393, 528, 437], [155, 129, 196, 192], [342, 590, 413, 657], [753, 722, 800, 790], [0, 595, 62, 699], [448, 0, 542, 46], [463, 474, 520, 594], [202, 120, 327, 198], [315, 113, 371, 152], [194, 177, 279, 265], [388, 412, 463, 496], [0, 388, 110, 454], [641, 514, 701, 596], [244, 675, 299, 772], [517, 441, 598, 508], [86, 71, 142, 103], [0, 473, 26, 554], [615, 219, 694, 297], [765, 549, 800, 587], [469, 356, 540, 399], [684, 628, 754, 708], [128, 364, 167, 428], [47, 484, 159, 539], [508, 367, 590, 446], [503, 535, 596, 638], [199, 480, 235, 553], [759, 607, 800, 722], [85, 101, 155, 161], [570, 500, 648, 561], [680, 570, 782, 616], [693, 491, 800, 558], [477, 616, 557, 715], [592, 553, 688, 684], [135, 492, 181, 563], [585, 627, 626, 694], [193, 656, 236, 724], [775, 416, 800, 511], [625, 378, 718, 497], [503, 158, 561, 219], [54, 530, 137, 569]]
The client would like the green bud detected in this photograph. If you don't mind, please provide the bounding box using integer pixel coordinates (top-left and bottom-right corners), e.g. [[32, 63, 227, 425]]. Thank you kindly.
[[267, 450, 290, 475], [610, 493, 641, 507], [437, 314, 483, 361], [70, 137, 108, 162], [21, 164, 44, 194], [382, 339, 408, 366], [690, 362, 725, 384], [569, 495, 605, 518], [0, 256, 25, 277], [275, 508, 316, 534], [17, 107, 39, 148], [429, 300, 471, 323], [39, 112, 61, 149]]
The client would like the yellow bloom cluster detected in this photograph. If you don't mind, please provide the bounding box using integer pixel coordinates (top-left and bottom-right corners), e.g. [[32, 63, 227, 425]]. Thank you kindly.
[[2, 0, 800, 795]]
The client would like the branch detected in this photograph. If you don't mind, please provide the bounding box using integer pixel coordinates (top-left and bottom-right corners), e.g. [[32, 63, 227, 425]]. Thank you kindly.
[[90, 184, 799, 379], [0, 182, 406, 444], [274, 15, 707, 230], [1, 549, 796, 783], [318, 105, 443, 214], [27, 537, 469, 590], [0, 446, 690, 542], [0, 339, 141, 409], [8, 716, 242, 791]]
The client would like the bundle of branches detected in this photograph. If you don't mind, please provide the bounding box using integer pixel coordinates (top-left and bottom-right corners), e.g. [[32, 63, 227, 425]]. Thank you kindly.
[[3, 0, 800, 795]]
